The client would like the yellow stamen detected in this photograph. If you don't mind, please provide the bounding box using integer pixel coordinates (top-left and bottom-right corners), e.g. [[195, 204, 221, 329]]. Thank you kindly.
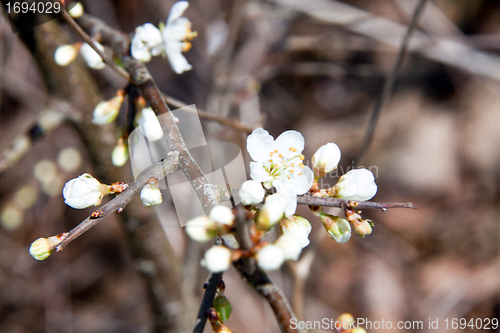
[[268, 159, 273, 163], [289, 147, 297, 152], [299, 172, 303, 176], [274, 150, 278, 154], [300, 155, 305, 160], [270, 152, 273, 157], [279, 154, 283, 158], [182, 42, 192, 52], [299, 163, 304, 168]]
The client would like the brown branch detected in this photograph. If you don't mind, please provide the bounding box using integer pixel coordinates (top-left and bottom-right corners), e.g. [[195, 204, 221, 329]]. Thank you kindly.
[[163, 94, 256, 134], [356, 0, 429, 164], [297, 195, 417, 210], [53, 152, 179, 251], [60, 7, 131, 80]]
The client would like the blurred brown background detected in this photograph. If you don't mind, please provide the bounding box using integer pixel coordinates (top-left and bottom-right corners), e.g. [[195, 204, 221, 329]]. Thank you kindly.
[[0, 0, 499, 332]]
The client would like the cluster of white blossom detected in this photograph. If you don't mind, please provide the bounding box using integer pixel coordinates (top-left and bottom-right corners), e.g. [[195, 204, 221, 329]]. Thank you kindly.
[[130, 1, 197, 74], [54, 41, 105, 70], [183, 127, 378, 273]]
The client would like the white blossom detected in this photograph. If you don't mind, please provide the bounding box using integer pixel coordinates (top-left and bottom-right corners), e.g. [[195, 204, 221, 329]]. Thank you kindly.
[[202, 245, 232, 272], [247, 128, 313, 216], [92, 92, 124, 125], [131, 23, 163, 62], [275, 235, 303, 261], [138, 108, 164, 142], [321, 214, 351, 244], [112, 140, 129, 166], [130, 1, 197, 74], [140, 183, 162, 207], [255, 193, 287, 231], [54, 44, 78, 66], [68, 2, 84, 18], [333, 168, 377, 201], [209, 205, 234, 226], [80, 42, 105, 69], [239, 180, 265, 206], [256, 244, 285, 271], [63, 173, 104, 209], [312, 143, 341, 179], [279, 215, 312, 248], [185, 216, 218, 243]]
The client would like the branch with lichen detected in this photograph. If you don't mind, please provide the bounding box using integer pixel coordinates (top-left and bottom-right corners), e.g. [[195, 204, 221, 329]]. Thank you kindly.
[[30, 152, 179, 259]]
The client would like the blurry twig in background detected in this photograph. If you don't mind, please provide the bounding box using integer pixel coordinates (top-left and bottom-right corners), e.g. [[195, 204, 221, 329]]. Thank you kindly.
[[356, 0, 429, 164], [297, 195, 416, 210]]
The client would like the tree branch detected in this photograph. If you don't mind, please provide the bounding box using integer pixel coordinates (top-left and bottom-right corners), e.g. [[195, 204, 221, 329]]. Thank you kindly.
[[53, 152, 179, 251], [297, 195, 416, 210]]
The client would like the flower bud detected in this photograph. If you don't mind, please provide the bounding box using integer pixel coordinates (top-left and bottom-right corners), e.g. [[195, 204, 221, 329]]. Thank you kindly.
[[209, 205, 234, 226], [256, 244, 285, 271], [138, 108, 164, 142], [280, 215, 312, 248], [29, 234, 67, 260], [140, 178, 162, 207], [274, 235, 303, 261], [185, 216, 218, 243], [92, 91, 125, 125], [353, 220, 373, 238], [80, 42, 105, 69], [29, 238, 53, 260], [312, 143, 341, 179], [239, 180, 265, 206], [255, 193, 287, 231], [68, 2, 84, 18], [54, 44, 78, 66], [63, 173, 104, 209], [112, 138, 129, 167], [214, 294, 232, 322], [320, 213, 351, 244], [202, 245, 232, 273], [333, 168, 377, 201]]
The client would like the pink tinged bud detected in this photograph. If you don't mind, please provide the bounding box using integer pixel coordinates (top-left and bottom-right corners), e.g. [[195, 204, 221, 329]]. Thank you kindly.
[[62, 173, 104, 209], [256, 244, 285, 271], [312, 143, 341, 179], [140, 183, 162, 207], [353, 220, 373, 237], [92, 92, 124, 125], [279, 215, 312, 248], [239, 180, 265, 206], [333, 168, 377, 201], [209, 205, 234, 226], [202, 245, 232, 273], [80, 42, 105, 69], [54, 44, 78, 66], [321, 213, 351, 244], [255, 193, 288, 231], [139, 108, 164, 142]]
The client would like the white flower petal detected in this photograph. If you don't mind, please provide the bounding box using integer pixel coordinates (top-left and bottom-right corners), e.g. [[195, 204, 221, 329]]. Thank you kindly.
[[167, 1, 189, 24], [80, 42, 105, 70], [334, 169, 377, 201], [203, 245, 231, 273], [256, 244, 285, 271], [163, 17, 191, 41], [131, 37, 152, 62], [247, 128, 275, 162], [287, 166, 314, 195], [62, 174, 103, 209], [209, 205, 234, 225], [249, 161, 273, 183], [239, 180, 265, 206], [275, 130, 305, 155], [140, 184, 162, 207], [275, 235, 303, 261], [165, 47, 192, 74]]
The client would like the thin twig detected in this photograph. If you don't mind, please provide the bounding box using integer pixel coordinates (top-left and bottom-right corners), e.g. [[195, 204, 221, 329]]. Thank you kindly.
[[355, 0, 429, 164], [163, 94, 256, 134], [53, 152, 179, 251], [297, 195, 417, 210], [60, 8, 131, 80], [192, 272, 223, 333]]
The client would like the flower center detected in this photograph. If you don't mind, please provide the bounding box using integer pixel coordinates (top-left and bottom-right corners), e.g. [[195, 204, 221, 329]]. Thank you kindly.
[[265, 148, 305, 180]]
